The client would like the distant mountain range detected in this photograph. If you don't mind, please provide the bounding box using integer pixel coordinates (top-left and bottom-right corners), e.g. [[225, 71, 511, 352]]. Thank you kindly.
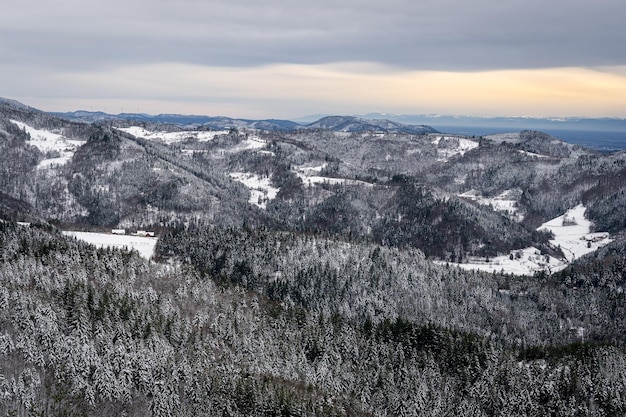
[[51, 107, 626, 150], [4, 96, 626, 416], [321, 113, 626, 151], [355, 112, 626, 132], [52, 110, 438, 134]]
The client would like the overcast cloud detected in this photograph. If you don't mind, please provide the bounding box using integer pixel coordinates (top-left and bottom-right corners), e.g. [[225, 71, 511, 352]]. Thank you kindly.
[[2, 0, 626, 117]]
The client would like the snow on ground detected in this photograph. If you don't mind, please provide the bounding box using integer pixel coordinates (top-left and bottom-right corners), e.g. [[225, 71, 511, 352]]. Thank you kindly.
[[62, 231, 158, 260], [298, 175, 373, 187], [229, 172, 279, 209], [444, 247, 562, 276], [443, 204, 612, 276], [293, 163, 374, 188], [431, 136, 479, 161], [296, 163, 327, 174], [459, 189, 524, 221], [484, 133, 521, 143], [119, 126, 268, 153], [118, 126, 229, 144], [537, 204, 611, 262], [518, 149, 550, 159], [11, 120, 84, 169], [231, 135, 267, 152]]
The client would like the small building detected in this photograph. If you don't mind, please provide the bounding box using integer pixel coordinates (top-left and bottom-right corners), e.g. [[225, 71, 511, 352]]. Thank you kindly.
[[134, 230, 155, 237], [111, 229, 126, 235]]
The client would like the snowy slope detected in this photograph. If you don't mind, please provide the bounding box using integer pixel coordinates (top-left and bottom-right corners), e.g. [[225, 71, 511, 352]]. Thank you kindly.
[[459, 189, 524, 222], [11, 120, 84, 169], [446, 247, 561, 276], [118, 126, 268, 153], [537, 204, 611, 262], [118, 126, 228, 144], [293, 163, 374, 188], [62, 231, 158, 260], [446, 204, 612, 276], [229, 172, 279, 209], [431, 135, 479, 161], [230, 135, 267, 152]]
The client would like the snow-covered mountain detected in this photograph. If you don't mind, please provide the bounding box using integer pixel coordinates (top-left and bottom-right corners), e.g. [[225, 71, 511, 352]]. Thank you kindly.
[[52, 107, 438, 134], [1, 96, 625, 267], [3, 97, 626, 415], [305, 115, 437, 134]]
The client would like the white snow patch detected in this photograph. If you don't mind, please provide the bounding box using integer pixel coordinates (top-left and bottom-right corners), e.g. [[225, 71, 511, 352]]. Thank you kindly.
[[537, 204, 612, 262], [233, 135, 267, 152], [293, 163, 373, 188], [119, 126, 268, 153], [295, 163, 327, 175], [118, 126, 228, 144], [11, 120, 83, 169], [459, 189, 524, 221], [229, 172, 279, 209], [443, 204, 611, 276], [485, 132, 521, 142], [440, 247, 561, 276], [298, 175, 373, 187], [431, 136, 479, 161], [518, 149, 550, 159], [62, 231, 158, 260]]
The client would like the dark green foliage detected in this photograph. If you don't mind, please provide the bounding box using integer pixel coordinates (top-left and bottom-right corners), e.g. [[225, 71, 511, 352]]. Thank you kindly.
[[518, 342, 597, 362], [584, 166, 626, 233], [372, 180, 540, 258], [156, 225, 626, 347], [2, 210, 626, 416], [72, 127, 122, 166], [3, 99, 626, 416]]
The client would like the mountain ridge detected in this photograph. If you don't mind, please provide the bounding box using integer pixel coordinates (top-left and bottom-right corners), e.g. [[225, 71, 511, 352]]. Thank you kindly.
[[2, 97, 626, 415], [1, 96, 624, 265], [50, 108, 437, 134]]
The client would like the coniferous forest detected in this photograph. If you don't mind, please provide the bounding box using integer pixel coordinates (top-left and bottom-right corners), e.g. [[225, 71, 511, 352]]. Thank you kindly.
[[1, 98, 626, 416]]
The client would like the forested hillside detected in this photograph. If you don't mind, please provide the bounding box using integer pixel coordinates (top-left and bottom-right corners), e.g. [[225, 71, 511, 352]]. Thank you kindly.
[[3, 99, 626, 260], [1, 98, 626, 416], [2, 222, 626, 416]]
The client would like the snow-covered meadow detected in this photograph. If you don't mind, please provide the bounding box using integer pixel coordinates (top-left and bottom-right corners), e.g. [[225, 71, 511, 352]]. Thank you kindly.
[[537, 204, 611, 262], [118, 126, 230, 144], [459, 189, 524, 222], [119, 126, 269, 155], [431, 135, 479, 161], [229, 172, 279, 209], [11, 120, 84, 169], [446, 204, 612, 276], [293, 163, 374, 188], [62, 231, 158, 260]]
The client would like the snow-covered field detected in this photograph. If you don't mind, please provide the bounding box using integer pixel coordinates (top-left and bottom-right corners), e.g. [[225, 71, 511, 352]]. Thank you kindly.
[[231, 136, 267, 152], [119, 126, 268, 153], [537, 204, 611, 262], [298, 175, 373, 187], [431, 136, 479, 161], [11, 120, 84, 169], [446, 247, 561, 276], [518, 149, 550, 159], [118, 126, 229, 144], [293, 163, 373, 188], [229, 172, 279, 209], [459, 189, 524, 221], [62, 231, 158, 260], [445, 204, 612, 276]]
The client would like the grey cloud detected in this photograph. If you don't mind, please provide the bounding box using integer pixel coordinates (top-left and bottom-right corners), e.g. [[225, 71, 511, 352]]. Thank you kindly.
[[2, 0, 625, 71]]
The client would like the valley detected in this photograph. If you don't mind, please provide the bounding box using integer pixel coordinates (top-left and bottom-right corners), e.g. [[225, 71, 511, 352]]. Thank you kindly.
[[1, 98, 626, 416]]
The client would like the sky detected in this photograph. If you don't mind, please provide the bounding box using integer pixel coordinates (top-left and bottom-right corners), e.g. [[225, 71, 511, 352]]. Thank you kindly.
[[2, 0, 626, 119]]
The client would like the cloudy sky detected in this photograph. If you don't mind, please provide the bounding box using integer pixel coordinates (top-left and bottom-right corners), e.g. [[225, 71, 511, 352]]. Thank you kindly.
[[3, 0, 626, 118]]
